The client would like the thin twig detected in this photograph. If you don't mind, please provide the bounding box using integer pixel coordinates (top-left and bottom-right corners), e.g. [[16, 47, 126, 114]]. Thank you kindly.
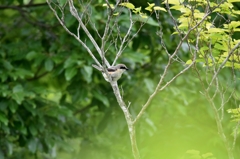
[[207, 42, 240, 91]]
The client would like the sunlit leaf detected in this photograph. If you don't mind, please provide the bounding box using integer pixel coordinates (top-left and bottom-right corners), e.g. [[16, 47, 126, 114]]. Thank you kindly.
[[153, 6, 167, 12], [220, 2, 233, 9], [186, 59, 193, 65], [133, 7, 141, 13], [145, 6, 153, 12], [228, 0, 240, 2], [194, 12, 205, 19], [208, 28, 225, 33], [102, 3, 114, 9], [145, 2, 155, 12], [224, 21, 240, 29], [230, 108, 240, 113], [163, 0, 184, 5], [171, 5, 191, 14], [232, 10, 240, 15], [119, 2, 135, 9], [147, 2, 155, 7], [139, 13, 148, 18], [214, 43, 228, 51]]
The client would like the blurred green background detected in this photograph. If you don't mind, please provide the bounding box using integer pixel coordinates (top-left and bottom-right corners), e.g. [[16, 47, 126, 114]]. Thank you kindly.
[[0, 0, 240, 158]]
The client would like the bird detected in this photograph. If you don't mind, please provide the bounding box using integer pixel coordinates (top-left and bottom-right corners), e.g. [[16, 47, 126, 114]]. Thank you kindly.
[[92, 64, 128, 82]]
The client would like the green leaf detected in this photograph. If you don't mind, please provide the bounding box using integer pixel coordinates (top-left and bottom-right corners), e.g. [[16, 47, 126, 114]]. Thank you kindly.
[[14, 68, 34, 79], [3, 60, 13, 71], [26, 51, 37, 61], [0, 150, 4, 159], [44, 58, 54, 72], [29, 124, 38, 136], [65, 67, 77, 81], [12, 84, 25, 104], [13, 84, 23, 93], [0, 101, 7, 111], [124, 50, 149, 64], [81, 66, 92, 83], [132, 15, 158, 26], [59, 0, 67, 7], [144, 78, 154, 93], [64, 56, 77, 68], [214, 43, 228, 51], [9, 101, 18, 113], [6, 141, 13, 155], [28, 138, 38, 153], [0, 85, 10, 97], [0, 112, 8, 125], [93, 91, 110, 107], [58, 106, 73, 117], [0, 70, 8, 82]]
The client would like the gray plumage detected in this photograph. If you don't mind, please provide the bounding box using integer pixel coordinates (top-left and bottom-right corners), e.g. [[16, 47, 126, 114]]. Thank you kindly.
[[92, 64, 128, 81]]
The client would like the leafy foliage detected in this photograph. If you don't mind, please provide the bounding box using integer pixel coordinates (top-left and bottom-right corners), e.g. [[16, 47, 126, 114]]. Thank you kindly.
[[0, 0, 240, 159], [167, 0, 240, 69]]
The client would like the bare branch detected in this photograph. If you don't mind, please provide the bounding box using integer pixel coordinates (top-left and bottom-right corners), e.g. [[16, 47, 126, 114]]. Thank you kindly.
[[68, 0, 110, 67], [133, 10, 211, 124], [46, 0, 101, 67], [110, 81, 140, 159]]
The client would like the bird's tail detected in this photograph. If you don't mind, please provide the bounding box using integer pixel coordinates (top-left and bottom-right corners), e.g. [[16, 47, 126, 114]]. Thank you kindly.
[[92, 64, 103, 71]]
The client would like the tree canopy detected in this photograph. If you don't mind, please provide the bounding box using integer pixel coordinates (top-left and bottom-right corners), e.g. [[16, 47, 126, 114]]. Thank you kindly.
[[1, 0, 240, 159]]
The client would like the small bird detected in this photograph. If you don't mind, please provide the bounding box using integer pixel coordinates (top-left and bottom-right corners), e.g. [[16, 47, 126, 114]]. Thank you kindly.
[[92, 64, 128, 82]]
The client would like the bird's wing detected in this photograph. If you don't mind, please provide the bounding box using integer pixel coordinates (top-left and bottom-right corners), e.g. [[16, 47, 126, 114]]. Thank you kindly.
[[107, 67, 117, 72]]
